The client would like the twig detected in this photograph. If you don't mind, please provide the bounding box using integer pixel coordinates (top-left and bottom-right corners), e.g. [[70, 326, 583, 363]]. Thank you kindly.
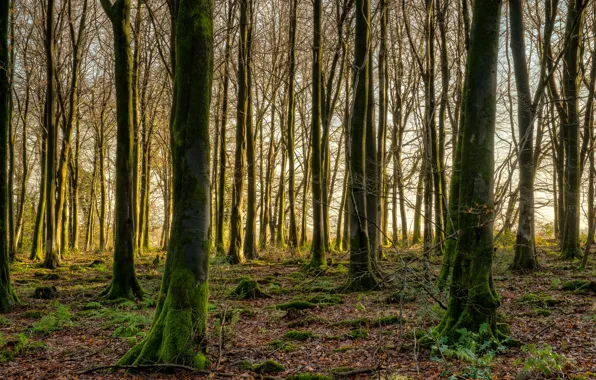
[[77, 363, 251, 377], [530, 321, 556, 340]]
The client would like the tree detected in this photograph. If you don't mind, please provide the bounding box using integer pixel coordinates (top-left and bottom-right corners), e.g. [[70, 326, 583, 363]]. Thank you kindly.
[[0, 0, 18, 312], [228, 0, 249, 264], [560, 0, 584, 260], [436, 0, 505, 340], [119, 0, 213, 366], [43, 0, 60, 269], [308, 0, 326, 269], [347, 0, 378, 290], [286, 0, 298, 248], [99, 0, 143, 300]]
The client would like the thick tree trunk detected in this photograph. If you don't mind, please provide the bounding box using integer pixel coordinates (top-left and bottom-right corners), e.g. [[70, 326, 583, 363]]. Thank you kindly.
[[119, 0, 212, 365], [437, 0, 505, 341], [99, 0, 142, 299]]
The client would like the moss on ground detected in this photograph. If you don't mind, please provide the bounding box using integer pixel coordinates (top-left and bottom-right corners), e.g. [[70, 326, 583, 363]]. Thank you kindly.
[[252, 359, 285, 374], [229, 278, 270, 299], [276, 300, 316, 310]]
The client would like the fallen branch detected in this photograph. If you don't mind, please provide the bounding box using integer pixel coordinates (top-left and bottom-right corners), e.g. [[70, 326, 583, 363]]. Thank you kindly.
[[77, 363, 251, 378], [333, 366, 380, 377]]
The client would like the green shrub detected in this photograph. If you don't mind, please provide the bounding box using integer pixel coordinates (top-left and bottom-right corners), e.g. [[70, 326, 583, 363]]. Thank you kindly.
[[514, 344, 570, 378], [32, 305, 73, 335]]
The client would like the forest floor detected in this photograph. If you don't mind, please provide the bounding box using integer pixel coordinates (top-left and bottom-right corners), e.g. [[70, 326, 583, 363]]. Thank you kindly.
[[0, 244, 595, 379]]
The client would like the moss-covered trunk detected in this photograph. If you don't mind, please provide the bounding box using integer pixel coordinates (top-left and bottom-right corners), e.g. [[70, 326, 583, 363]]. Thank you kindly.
[[99, 0, 142, 299], [119, 0, 213, 365], [437, 0, 504, 341], [0, 0, 18, 312]]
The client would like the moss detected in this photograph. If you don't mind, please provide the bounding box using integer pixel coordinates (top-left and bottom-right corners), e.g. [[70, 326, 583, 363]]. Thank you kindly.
[[347, 328, 368, 339], [287, 374, 332, 380], [228, 278, 269, 299], [531, 308, 552, 317], [252, 359, 285, 374], [334, 345, 355, 352], [21, 310, 46, 319], [372, 315, 405, 327], [561, 280, 596, 292], [285, 330, 318, 341], [333, 317, 369, 327], [287, 316, 320, 328], [267, 339, 298, 352], [307, 294, 342, 306], [83, 302, 103, 310], [88, 259, 105, 268], [275, 301, 316, 311], [517, 293, 563, 307]]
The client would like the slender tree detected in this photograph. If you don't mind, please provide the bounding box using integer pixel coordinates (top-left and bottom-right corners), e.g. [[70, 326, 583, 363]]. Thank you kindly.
[[0, 0, 18, 312], [308, 0, 326, 268], [99, 0, 143, 299], [286, 0, 298, 248]]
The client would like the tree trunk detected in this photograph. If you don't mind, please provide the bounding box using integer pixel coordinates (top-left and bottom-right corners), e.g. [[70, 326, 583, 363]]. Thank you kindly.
[[119, 0, 213, 365], [510, 0, 537, 270], [348, 0, 378, 290], [286, 0, 298, 248], [244, 0, 257, 259], [560, 0, 584, 260], [0, 0, 18, 311], [437, 0, 504, 341], [43, 0, 60, 269], [228, 0, 249, 264], [99, 0, 143, 299], [308, 0, 325, 269]]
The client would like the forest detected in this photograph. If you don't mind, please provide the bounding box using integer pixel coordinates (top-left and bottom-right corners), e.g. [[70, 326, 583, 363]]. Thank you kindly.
[[0, 0, 595, 378]]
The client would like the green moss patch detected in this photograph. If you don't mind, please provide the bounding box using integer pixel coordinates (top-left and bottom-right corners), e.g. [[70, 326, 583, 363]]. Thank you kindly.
[[561, 280, 596, 293], [252, 359, 285, 374], [275, 300, 316, 311], [287, 373, 332, 380], [307, 294, 342, 306], [284, 330, 318, 341], [517, 292, 563, 307]]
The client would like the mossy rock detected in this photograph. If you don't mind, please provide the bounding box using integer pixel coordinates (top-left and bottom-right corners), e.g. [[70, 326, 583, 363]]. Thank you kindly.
[[33, 286, 58, 300], [516, 292, 563, 307], [21, 310, 46, 319], [561, 280, 596, 293], [275, 300, 316, 311], [229, 278, 270, 299], [88, 259, 105, 268], [252, 359, 285, 374], [34, 272, 60, 281], [287, 374, 332, 380], [284, 330, 318, 341], [307, 294, 342, 306]]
